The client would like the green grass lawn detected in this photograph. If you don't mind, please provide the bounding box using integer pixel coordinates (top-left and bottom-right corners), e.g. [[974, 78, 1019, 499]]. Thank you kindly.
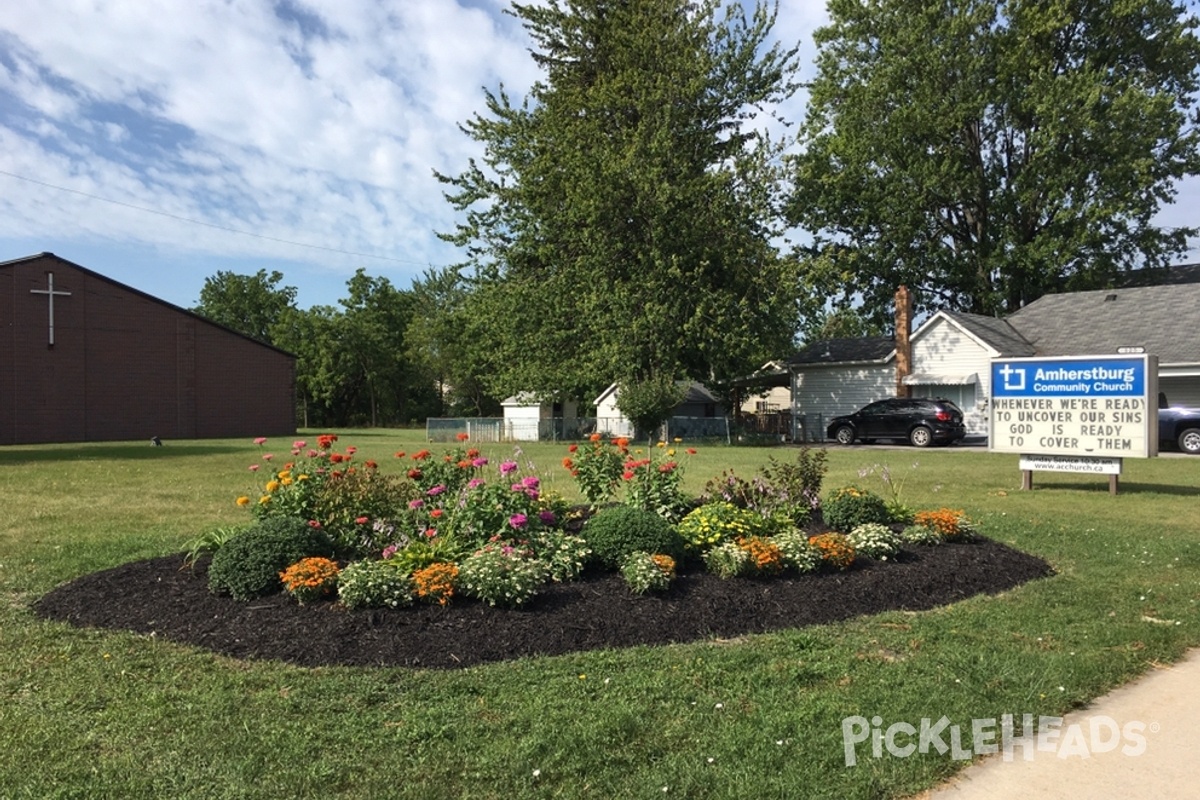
[[1, 432, 1197, 799]]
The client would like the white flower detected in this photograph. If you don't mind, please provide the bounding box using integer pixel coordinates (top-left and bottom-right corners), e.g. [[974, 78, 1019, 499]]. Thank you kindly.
[[532, 769, 541, 778]]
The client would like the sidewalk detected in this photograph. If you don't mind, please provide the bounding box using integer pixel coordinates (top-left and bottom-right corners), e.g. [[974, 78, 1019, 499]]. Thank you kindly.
[[915, 649, 1200, 799]]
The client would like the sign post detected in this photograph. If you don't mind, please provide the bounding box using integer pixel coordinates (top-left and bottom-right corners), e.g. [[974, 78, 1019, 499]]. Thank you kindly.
[[989, 355, 1157, 494]]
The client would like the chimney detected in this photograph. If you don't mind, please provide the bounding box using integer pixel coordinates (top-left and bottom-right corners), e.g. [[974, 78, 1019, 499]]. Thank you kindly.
[[895, 285, 913, 398]]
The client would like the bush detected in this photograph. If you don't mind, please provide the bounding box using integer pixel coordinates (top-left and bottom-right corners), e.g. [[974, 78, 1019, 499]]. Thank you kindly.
[[337, 559, 414, 609], [773, 529, 822, 573], [821, 486, 890, 532], [704, 540, 751, 578], [620, 551, 675, 594], [737, 535, 785, 575], [279, 557, 340, 604], [677, 502, 775, 550], [810, 532, 856, 571], [700, 447, 826, 525], [527, 529, 591, 582], [208, 517, 334, 601], [847, 523, 903, 561], [313, 469, 418, 558], [458, 542, 548, 607], [412, 562, 459, 606], [901, 523, 945, 546], [582, 505, 682, 569], [913, 508, 974, 540]]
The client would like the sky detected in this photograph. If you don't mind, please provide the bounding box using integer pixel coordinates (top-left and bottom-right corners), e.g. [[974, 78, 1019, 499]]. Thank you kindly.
[[0, 1, 1196, 312]]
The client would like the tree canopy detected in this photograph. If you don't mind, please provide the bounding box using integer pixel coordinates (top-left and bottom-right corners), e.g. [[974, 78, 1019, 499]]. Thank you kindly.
[[789, 0, 1200, 321], [192, 269, 298, 343], [437, 0, 802, 414]]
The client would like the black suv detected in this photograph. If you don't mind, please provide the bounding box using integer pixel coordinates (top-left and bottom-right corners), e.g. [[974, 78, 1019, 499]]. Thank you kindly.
[[826, 398, 966, 448]]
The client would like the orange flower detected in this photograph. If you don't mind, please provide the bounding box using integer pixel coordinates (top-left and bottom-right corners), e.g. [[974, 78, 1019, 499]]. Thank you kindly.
[[589, 433, 602, 442], [456, 432, 470, 442], [562, 457, 574, 469]]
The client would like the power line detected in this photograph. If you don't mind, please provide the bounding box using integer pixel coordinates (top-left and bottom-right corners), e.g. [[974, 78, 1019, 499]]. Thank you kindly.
[[0, 168, 443, 267]]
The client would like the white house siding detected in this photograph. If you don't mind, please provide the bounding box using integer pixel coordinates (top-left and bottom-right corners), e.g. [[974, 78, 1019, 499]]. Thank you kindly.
[[502, 403, 543, 441], [791, 364, 894, 442], [740, 385, 791, 414], [909, 317, 995, 439]]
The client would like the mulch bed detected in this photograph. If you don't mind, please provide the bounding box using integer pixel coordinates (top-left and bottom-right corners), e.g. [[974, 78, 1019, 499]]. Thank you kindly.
[[33, 538, 1053, 670]]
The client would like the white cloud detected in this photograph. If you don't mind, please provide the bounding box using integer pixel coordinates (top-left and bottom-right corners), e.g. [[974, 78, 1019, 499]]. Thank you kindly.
[[0, 0, 1195, 310]]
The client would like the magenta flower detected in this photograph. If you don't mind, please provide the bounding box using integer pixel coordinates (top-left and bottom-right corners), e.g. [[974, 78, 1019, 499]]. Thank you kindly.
[[382, 544, 398, 559], [538, 510, 557, 525], [521, 475, 540, 490], [408, 499, 425, 509], [500, 460, 518, 475], [509, 513, 528, 529], [427, 484, 447, 496], [472, 457, 488, 467], [467, 478, 485, 489]]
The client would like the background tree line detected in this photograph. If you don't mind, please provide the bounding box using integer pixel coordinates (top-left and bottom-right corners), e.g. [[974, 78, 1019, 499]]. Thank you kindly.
[[195, 0, 1200, 428]]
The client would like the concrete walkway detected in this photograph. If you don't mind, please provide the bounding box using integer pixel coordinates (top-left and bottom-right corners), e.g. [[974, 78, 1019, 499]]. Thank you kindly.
[[914, 649, 1200, 799]]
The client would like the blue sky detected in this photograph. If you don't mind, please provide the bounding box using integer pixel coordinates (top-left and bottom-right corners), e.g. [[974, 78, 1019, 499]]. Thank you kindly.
[[0, 1, 1195, 312]]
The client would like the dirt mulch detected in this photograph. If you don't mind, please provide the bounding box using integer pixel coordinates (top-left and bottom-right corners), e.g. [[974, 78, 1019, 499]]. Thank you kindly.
[[33, 538, 1052, 670]]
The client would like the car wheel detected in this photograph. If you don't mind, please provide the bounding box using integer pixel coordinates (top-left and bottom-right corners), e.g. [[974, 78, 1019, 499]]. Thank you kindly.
[[1178, 427, 1200, 455], [909, 426, 933, 447], [834, 425, 856, 446]]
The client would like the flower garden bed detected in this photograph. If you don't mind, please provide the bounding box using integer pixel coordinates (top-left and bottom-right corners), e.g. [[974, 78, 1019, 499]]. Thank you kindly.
[[34, 435, 1054, 669]]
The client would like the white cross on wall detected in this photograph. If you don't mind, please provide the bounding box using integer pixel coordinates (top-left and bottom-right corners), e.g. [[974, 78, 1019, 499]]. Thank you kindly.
[[30, 272, 72, 346]]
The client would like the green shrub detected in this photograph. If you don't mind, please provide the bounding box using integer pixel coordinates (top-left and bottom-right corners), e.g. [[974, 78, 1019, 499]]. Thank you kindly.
[[821, 486, 891, 532], [677, 502, 775, 550], [313, 469, 418, 558], [620, 551, 675, 594], [582, 505, 682, 569], [901, 523, 945, 546], [528, 529, 591, 582], [773, 529, 819, 573], [704, 540, 750, 578], [337, 559, 414, 609], [847, 523, 903, 560], [458, 542, 548, 607], [208, 517, 334, 601]]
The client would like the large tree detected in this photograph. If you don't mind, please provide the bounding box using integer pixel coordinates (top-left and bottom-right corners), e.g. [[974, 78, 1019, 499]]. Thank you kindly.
[[790, 0, 1200, 320], [437, 0, 802, 417], [192, 269, 298, 344]]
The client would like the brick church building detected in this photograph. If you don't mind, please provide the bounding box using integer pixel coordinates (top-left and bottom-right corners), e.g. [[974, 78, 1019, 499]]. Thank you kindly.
[[0, 252, 296, 445]]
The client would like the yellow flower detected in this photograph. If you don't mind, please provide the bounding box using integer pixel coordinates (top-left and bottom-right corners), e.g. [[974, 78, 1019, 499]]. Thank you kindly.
[[235, 496, 250, 507], [297, 474, 310, 481], [277, 469, 291, 479], [266, 480, 281, 492], [259, 495, 271, 505], [667, 449, 676, 456], [656, 441, 666, 448], [280, 476, 294, 486]]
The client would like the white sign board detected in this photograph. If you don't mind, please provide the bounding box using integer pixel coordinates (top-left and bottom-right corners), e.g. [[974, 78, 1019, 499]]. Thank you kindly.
[[1018, 455, 1122, 474], [989, 355, 1157, 458]]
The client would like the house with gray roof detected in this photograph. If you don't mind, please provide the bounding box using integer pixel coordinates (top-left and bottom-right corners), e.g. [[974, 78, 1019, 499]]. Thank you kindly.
[[787, 277, 1200, 443]]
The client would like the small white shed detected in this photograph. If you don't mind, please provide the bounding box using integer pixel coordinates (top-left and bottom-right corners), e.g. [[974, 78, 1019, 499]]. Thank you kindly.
[[501, 394, 581, 441]]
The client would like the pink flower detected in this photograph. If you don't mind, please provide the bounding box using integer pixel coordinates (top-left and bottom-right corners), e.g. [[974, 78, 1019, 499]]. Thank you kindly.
[[382, 544, 398, 559], [307, 520, 321, 528], [253, 437, 267, 445], [293, 440, 307, 449], [427, 484, 447, 496], [539, 510, 557, 525], [291, 449, 300, 456], [408, 499, 425, 509], [424, 528, 437, 539], [472, 457, 488, 467], [262, 453, 273, 461], [500, 460, 518, 475], [509, 513, 528, 529], [248, 464, 260, 472], [467, 478, 485, 489], [346, 446, 358, 455], [355, 516, 369, 524]]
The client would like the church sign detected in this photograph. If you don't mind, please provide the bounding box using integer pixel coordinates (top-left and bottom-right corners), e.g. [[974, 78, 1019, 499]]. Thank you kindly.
[[989, 355, 1158, 459]]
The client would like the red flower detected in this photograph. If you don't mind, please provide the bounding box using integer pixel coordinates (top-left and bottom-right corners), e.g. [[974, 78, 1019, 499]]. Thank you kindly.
[[623, 471, 635, 480], [457, 459, 472, 468], [431, 509, 444, 518], [456, 432, 470, 442], [568, 444, 578, 453], [408, 468, 422, 480], [394, 451, 406, 459], [413, 449, 431, 461], [355, 516, 369, 524], [658, 462, 677, 473], [345, 446, 357, 454], [330, 453, 345, 463], [562, 457, 574, 469], [686, 448, 697, 455], [365, 459, 378, 469], [466, 448, 480, 458], [307, 520, 322, 528]]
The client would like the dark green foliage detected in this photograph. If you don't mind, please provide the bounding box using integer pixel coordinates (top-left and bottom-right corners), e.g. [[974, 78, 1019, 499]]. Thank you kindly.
[[583, 506, 683, 569], [821, 487, 891, 533], [314, 469, 419, 558], [207, 517, 335, 602]]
